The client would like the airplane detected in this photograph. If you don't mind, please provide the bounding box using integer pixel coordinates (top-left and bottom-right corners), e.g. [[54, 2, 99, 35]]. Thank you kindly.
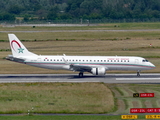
[[6, 34, 155, 77]]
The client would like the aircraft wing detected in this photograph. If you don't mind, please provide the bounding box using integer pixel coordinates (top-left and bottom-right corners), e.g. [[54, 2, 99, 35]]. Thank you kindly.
[[70, 64, 92, 72], [63, 57, 107, 73], [62, 57, 92, 72]]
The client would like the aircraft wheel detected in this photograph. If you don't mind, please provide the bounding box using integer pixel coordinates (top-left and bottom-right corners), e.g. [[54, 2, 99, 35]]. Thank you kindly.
[[79, 72, 83, 77], [137, 71, 140, 77]]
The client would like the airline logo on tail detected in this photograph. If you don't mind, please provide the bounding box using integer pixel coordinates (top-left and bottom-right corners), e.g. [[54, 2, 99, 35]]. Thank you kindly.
[[11, 40, 24, 53]]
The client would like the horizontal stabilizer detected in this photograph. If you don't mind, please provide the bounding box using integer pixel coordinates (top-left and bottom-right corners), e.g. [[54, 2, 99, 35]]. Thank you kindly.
[[6, 55, 25, 62]]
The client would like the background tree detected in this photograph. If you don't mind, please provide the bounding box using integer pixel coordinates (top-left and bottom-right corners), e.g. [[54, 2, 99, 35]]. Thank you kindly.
[[0, 0, 159, 21], [8, 5, 23, 15], [47, 5, 60, 20]]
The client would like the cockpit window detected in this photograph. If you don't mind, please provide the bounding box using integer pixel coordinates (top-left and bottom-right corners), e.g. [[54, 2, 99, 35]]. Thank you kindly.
[[142, 59, 149, 62]]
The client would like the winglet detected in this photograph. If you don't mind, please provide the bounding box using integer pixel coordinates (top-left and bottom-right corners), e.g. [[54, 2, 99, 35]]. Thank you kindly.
[[8, 34, 37, 57]]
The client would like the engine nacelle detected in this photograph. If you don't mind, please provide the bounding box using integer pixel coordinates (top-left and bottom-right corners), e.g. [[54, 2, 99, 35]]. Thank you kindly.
[[91, 67, 106, 76]]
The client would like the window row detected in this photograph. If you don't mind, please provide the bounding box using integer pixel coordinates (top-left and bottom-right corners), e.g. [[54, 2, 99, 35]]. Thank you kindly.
[[44, 59, 130, 62]]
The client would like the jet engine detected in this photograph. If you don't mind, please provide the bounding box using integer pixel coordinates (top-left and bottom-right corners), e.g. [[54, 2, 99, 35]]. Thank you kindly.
[[91, 67, 106, 76]]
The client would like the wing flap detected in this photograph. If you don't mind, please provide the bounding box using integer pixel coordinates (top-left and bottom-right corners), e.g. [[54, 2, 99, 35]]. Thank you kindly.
[[70, 64, 92, 72]]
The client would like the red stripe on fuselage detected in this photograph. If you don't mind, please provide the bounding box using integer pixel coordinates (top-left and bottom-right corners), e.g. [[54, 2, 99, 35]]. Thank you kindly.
[[25, 62, 154, 69]]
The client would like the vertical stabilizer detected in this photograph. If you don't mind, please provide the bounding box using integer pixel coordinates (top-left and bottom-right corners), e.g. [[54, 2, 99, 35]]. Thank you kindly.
[[8, 34, 37, 57]]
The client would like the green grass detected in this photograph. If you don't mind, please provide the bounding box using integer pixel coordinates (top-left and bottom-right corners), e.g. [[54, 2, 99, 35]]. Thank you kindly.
[[1, 22, 160, 31], [108, 84, 160, 114], [0, 83, 114, 114], [0, 115, 147, 120], [114, 87, 124, 96], [119, 22, 160, 29], [1, 31, 160, 41], [0, 83, 159, 117]]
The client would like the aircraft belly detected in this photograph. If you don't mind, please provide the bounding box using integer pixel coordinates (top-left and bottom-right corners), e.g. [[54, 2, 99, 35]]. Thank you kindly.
[[26, 62, 153, 72], [108, 65, 150, 71]]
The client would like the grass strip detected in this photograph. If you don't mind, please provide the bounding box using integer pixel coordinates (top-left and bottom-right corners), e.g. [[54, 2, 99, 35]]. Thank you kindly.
[[1, 22, 160, 31], [0, 115, 147, 120], [0, 83, 114, 114], [114, 87, 124, 96]]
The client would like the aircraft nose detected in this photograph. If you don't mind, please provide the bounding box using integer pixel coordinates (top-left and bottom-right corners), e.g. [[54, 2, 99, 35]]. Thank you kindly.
[[150, 62, 156, 69]]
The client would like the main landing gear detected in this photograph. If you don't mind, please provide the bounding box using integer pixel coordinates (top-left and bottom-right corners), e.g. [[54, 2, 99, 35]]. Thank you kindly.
[[79, 72, 83, 77], [137, 71, 140, 77]]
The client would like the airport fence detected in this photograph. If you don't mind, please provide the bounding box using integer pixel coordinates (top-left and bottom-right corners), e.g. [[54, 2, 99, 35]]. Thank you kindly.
[[1, 18, 160, 25]]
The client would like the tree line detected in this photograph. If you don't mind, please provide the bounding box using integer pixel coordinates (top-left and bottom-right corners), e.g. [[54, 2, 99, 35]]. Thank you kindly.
[[0, 0, 160, 21]]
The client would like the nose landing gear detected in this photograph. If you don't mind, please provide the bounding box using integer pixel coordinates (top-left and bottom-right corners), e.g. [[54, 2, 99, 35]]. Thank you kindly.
[[137, 71, 140, 77]]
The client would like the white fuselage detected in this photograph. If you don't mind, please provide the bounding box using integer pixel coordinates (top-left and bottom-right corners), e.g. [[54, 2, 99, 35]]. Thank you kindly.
[[7, 34, 156, 77], [21, 55, 155, 71]]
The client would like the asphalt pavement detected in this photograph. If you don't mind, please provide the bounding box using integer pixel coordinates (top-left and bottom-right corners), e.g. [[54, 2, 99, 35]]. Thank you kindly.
[[0, 74, 160, 83]]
